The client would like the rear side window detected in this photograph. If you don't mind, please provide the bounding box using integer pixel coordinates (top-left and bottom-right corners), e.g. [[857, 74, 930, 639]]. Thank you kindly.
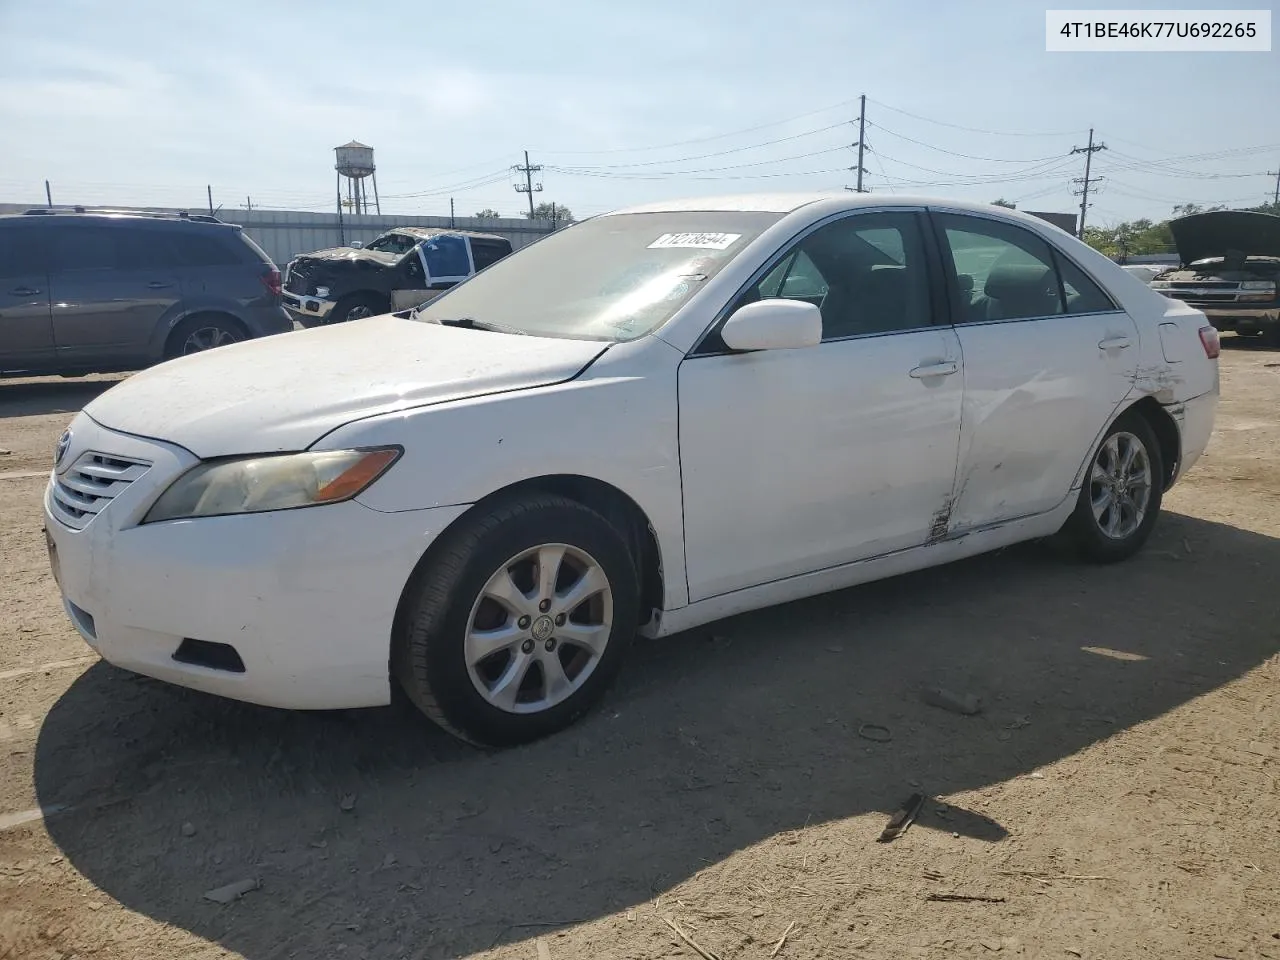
[[422, 235, 471, 280], [171, 233, 244, 267], [470, 238, 511, 271], [936, 214, 1065, 323], [1054, 251, 1118, 313], [0, 227, 48, 277], [237, 231, 273, 265], [115, 229, 182, 270], [51, 226, 118, 272]]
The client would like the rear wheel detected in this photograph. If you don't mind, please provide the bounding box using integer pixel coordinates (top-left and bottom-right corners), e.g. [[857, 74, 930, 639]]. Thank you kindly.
[[394, 494, 640, 747], [1064, 411, 1164, 564], [166, 316, 246, 358], [329, 293, 386, 324]]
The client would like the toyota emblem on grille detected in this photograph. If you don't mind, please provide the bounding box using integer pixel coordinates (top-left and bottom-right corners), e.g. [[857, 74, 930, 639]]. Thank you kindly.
[[54, 430, 72, 469]]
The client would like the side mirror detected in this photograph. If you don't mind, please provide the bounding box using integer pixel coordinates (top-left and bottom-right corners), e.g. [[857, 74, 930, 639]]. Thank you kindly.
[[721, 298, 822, 352]]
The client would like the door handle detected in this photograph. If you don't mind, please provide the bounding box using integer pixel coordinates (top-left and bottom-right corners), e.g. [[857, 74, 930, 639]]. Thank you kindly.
[[147, 281, 174, 290], [1098, 336, 1132, 350], [909, 360, 958, 379], [9, 286, 40, 296]]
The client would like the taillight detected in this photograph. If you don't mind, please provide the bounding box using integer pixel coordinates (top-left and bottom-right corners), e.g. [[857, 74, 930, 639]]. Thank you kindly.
[[261, 267, 282, 297], [1198, 325, 1220, 360]]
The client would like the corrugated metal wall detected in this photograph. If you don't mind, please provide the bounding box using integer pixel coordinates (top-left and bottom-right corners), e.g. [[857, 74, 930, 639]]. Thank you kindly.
[[223, 210, 558, 266], [0, 203, 558, 267]]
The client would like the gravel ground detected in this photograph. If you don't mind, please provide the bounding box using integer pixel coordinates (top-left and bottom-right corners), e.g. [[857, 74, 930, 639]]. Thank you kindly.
[[0, 343, 1277, 960]]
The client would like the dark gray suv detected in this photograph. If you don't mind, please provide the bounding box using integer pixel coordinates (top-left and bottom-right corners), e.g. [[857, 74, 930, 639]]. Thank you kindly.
[[0, 209, 293, 376]]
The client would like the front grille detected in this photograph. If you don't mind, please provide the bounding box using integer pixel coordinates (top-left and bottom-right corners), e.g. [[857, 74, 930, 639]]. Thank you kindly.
[[1171, 292, 1239, 303], [50, 452, 151, 530], [1169, 280, 1238, 290]]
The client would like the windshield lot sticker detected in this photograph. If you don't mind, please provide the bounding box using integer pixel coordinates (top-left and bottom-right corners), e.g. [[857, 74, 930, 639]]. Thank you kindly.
[[648, 233, 742, 250]]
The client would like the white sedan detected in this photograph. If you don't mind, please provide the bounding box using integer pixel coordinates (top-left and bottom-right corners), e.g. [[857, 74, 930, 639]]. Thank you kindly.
[[43, 194, 1220, 747]]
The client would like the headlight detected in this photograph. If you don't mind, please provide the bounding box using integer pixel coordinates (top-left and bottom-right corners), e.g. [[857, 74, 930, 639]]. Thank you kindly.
[[1149, 281, 1171, 290], [315, 286, 330, 297], [1240, 280, 1276, 292], [144, 447, 401, 523]]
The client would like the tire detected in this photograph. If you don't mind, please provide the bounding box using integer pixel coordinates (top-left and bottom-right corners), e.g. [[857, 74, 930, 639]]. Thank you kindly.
[[165, 315, 246, 359], [1064, 410, 1164, 564], [329, 293, 385, 324], [394, 493, 640, 747]]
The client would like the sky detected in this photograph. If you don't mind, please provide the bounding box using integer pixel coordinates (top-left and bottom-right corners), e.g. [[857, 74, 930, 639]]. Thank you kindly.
[[1, 0, 1277, 230]]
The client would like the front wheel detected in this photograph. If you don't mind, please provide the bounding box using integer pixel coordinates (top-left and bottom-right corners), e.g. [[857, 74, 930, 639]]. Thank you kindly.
[[1063, 411, 1164, 564], [329, 293, 385, 324], [394, 494, 640, 747]]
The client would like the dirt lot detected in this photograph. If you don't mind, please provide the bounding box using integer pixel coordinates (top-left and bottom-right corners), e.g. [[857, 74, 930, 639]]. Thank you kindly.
[[1, 346, 1278, 960]]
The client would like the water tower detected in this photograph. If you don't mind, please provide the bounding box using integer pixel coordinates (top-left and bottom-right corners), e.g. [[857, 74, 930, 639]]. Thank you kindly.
[[335, 140, 380, 215]]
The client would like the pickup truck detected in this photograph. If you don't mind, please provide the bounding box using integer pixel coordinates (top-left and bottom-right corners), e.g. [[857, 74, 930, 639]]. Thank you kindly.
[[282, 227, 514, 326]]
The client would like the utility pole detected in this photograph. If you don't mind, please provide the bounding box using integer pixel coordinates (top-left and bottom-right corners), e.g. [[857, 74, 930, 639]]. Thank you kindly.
[[44, 180, 52, 207], [513, 150, 543, 219], [1268, 167, 1280, 206], [245, 196, 252, 212], [207, 185, 214, 217], [449, 197, 455, 228], [844, 94, 869, 193], [1070, 128, 1107, 238]]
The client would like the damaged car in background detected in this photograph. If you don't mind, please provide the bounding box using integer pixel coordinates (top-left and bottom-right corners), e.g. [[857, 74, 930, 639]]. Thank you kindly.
[[1151, 210, 1280, 342], [282, 227, 514, 326]]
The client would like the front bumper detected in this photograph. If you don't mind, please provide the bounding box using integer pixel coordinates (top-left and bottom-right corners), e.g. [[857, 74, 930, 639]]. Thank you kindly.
[[43, 415, 469, 710], [282, 292, 336, 323]]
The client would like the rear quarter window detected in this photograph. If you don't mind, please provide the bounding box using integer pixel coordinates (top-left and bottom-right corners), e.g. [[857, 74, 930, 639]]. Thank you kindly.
[[171, 232, 247, 267]]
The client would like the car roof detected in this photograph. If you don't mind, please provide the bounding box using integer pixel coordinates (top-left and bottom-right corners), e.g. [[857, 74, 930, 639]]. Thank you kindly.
[[603, 193, 1065, 223], [0, 211, 234, 230], [388, 226, 510, 243]]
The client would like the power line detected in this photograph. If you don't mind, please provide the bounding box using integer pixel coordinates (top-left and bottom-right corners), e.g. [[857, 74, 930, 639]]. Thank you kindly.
[[1071, 128, 1107, 238], [534, 98, 861, 156], [547, 145, 849, 178], [537, 121, 848, 170], [865, 97, 1084, 138], [866, 120, 1064, 163]]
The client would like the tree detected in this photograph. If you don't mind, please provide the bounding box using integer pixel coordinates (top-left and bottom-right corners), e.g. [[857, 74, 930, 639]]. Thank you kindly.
[[472, 208, 502, 219], [527, 201, 575, 223], [991, 198, 1017, 209]]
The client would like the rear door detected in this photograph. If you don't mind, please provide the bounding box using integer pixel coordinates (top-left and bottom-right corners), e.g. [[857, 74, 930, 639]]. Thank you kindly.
[[49, 222, 183, 368], [932, 210, 1139, 532], [0, 223, 55, 372]]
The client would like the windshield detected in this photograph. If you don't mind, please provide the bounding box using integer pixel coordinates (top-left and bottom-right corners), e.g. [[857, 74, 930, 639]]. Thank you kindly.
[[410, 211, 782, 341], [364, 232, 420, 256]]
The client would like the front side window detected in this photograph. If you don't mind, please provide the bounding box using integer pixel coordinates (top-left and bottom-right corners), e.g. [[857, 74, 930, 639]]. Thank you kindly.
[[410, 211, 782, 341], [364, 232, 419, 255], [470, 238, 511, 271], [732, 211, 934, 342], [0, 229, 48, 277], [937, 214, 1066, 323], [421, 234, 471, 280]]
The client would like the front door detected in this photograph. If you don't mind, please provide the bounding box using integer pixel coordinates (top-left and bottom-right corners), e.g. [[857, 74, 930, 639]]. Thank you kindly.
[[932, 211, 1140, 531], [678, 210, 965, 602], [0, 227, 54, 372]]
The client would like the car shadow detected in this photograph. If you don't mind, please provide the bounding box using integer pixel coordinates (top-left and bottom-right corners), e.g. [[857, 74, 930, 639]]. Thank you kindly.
[[33, 512, 1280, 959], [0, 376, 127, 418], [1220, 333, 1279, 352]]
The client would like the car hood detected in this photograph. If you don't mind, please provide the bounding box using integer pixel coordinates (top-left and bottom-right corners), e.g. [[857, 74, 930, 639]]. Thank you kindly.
[[84, 316, 609, 459], [1170, 211, 1280, 265], [293, 246, 401, 267]]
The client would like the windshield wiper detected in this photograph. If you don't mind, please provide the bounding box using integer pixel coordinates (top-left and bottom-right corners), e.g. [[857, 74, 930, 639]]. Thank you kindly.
[[433, 316, 526, 335]]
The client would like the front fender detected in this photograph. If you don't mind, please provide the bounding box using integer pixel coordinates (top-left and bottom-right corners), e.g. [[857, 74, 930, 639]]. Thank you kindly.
[[317, 360, 689, 609]]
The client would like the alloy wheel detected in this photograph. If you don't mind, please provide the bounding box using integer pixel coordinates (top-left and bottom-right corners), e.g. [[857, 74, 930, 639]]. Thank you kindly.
[[1089, 431, 1153, 540], [464, 544, 613, 714]]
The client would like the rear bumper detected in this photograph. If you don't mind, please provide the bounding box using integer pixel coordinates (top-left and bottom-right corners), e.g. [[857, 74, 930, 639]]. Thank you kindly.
[[1167, 389, 1218, 484]]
